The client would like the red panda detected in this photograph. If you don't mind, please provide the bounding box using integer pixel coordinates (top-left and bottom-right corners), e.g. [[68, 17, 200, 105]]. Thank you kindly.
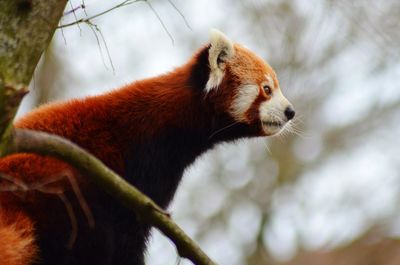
[[0, 30, 294, 265]]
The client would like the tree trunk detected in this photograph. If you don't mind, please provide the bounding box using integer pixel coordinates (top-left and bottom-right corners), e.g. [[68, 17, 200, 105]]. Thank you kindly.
[[0, 0, 67, 155]]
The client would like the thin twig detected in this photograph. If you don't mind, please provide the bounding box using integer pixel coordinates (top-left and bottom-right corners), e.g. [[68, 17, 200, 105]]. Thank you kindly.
[[59, 21, 68, 45], [167, 0, 192, 30], [68, 1, 82, 35], [88, 22, 115, 73], [175, 255, 183, 265], [146, 0, 174, 45], [64, 4, 86, 17], [57, 0, 189, 46], [82, 0, 88, 16], [58, 0, 145, 29], [85, 22, 110, 71]]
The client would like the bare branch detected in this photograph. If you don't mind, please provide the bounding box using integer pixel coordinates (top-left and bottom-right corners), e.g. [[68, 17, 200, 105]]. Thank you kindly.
[[68, 0, 82, 34], [58, 0, 145, 29], [167, 0, 192, 30], [146, 0, 174, 45], [57, 0, 193, 45], [85, 21, 115, 72], [64, 3, 86, 17]]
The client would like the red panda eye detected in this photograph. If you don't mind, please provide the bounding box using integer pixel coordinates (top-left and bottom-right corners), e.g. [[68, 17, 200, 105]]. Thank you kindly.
[[263, 85, 272, 95]]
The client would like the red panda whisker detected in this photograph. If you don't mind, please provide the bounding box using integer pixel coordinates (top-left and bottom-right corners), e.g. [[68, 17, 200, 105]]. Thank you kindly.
[[285, 120, 308, 139], [291, 113, 305, 123], [261, 138, 272, 155], [208, 121, 240, 140]]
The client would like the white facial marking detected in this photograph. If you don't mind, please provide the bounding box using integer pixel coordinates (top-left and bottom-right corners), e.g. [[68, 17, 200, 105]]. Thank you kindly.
[[265, 75, 275, 88], [230, 84, 259, 122], [259, 87, 291, 134], [206, 29, 235, 92]]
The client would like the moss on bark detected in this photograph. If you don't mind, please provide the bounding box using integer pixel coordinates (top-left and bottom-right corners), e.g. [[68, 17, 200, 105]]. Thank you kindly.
[[0, 0, 67, 155]]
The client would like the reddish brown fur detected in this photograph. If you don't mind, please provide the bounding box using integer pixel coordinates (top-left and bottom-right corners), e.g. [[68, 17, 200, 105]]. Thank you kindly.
[[230, 45, 278, 88], [0, 208, 37, 265], [0, 41, 280, 264], [0, 47, 236, 264]]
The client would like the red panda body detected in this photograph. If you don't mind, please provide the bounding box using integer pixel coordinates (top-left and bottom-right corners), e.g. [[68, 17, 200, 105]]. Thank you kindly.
[[0, 30, 294, 265]]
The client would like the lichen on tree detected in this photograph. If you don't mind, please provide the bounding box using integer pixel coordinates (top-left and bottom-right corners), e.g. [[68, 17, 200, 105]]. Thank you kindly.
[[0, 0, 67, 155]]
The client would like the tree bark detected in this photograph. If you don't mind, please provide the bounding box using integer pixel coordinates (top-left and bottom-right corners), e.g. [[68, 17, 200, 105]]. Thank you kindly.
[[0, 0, 67, 155]]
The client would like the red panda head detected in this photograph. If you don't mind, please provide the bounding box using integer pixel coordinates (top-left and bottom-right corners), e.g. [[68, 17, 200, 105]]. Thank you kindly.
[[198, 29, 295, 136]]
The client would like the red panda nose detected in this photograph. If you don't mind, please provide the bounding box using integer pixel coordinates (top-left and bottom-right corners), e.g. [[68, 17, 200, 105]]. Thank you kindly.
[[284, 106, 295, 120]]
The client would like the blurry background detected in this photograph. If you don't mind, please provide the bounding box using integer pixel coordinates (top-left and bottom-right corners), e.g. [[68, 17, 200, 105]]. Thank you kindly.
[[18, 0, 400, 264]]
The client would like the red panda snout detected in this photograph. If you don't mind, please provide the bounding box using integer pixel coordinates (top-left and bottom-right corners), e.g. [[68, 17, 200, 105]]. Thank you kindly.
[[258, 88, 294, 135], [228, 82, 293, 136]]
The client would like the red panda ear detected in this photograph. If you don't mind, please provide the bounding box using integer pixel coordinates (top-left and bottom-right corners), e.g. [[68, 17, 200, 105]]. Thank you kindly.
[[205, 29, 235, 92]]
